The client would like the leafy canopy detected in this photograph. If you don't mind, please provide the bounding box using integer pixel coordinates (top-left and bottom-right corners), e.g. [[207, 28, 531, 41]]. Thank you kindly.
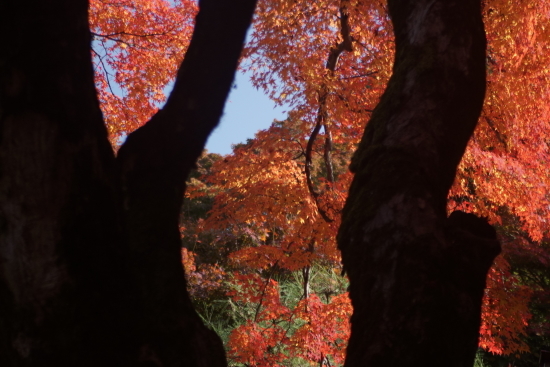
[[90, 0, 550, 363]]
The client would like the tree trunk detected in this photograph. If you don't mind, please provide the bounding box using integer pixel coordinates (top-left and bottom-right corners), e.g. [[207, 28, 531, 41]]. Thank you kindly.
[[0, 0, 255, 365], [337, 0, 500, 366]]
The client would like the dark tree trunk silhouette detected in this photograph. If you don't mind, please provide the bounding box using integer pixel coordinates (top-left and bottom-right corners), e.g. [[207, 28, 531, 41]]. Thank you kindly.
[[338, 0, 500, 366], [0, 0, 255, 365]]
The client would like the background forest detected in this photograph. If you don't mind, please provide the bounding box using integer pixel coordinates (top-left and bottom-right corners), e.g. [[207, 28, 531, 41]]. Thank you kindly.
[[89, 0, 550, 366]]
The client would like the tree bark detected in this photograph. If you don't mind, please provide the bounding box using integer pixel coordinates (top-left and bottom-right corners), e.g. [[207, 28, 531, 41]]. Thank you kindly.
[[337, 0, 500, 366], [0, 0, 255, 365]]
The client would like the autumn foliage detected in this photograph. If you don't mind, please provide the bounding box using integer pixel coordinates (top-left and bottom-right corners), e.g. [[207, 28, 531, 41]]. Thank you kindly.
[[89, 0, 197, 140], [90, 0, 550, 364]]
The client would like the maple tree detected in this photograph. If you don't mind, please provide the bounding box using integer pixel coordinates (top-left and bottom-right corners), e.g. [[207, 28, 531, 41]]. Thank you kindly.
[[184, 0, 549, 365], [93, 0, 548, 364]]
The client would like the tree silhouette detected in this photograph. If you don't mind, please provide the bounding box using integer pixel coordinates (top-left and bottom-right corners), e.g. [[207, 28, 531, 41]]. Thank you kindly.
[[0, 0, 255, 365]]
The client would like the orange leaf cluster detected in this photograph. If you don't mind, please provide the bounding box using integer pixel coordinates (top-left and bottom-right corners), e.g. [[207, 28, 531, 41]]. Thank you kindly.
[[226, 273, 352, 366], [89, 0, 196, 142], [289, 293, 352, 365], [452, 0, 550, 241], [204, 125, 345, 269], [480, 256, 532, 355]]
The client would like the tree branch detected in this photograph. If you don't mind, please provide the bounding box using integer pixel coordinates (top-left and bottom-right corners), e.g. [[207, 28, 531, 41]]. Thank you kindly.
[[115, 0, 257, 365], [303, 0, 355, 223]]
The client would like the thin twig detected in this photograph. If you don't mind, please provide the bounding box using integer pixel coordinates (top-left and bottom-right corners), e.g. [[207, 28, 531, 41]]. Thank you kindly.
[[92, 47, 118, 98], [92, 30, 172, 38], [339, 71, 378, 80]]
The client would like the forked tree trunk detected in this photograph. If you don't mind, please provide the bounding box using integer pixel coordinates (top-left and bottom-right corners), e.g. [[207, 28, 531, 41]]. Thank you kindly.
[[0, 0, 255, 365], [338, 0, 500, 366]]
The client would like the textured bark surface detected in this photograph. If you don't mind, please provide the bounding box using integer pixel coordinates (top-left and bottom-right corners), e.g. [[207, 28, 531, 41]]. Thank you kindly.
[[337, 0, 500, 366], [0, 0, 255, 365]]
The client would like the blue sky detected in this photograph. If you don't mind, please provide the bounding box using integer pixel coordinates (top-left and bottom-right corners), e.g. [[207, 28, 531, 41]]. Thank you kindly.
[[205, 71, 287, 155]]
